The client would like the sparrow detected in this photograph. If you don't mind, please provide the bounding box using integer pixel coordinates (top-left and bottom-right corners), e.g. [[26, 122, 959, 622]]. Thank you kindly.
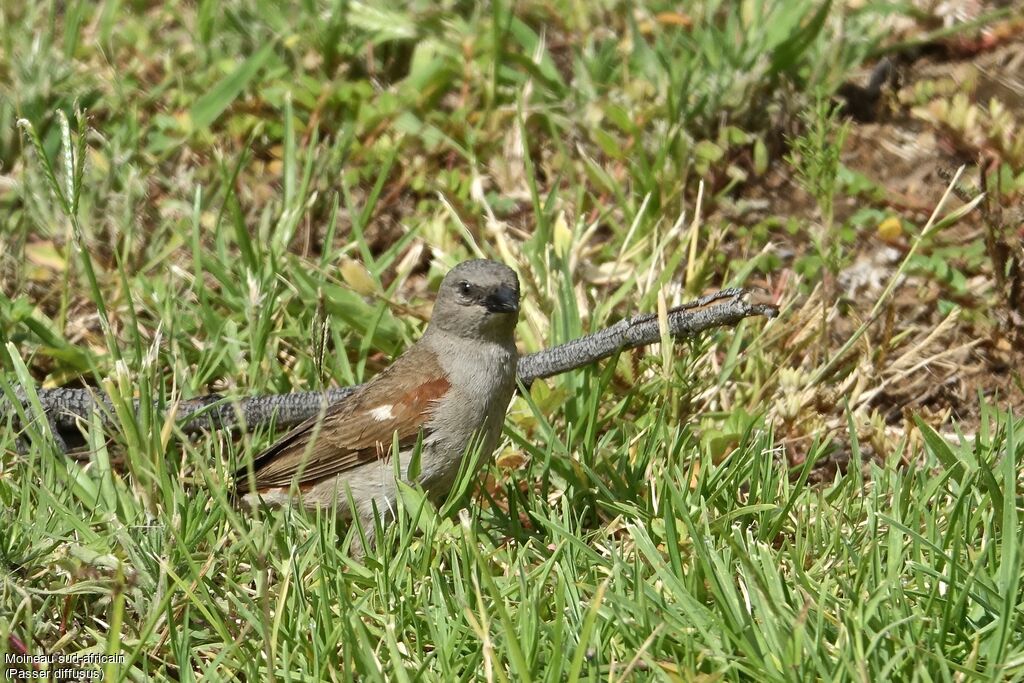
[[234, 259, 520, 555]]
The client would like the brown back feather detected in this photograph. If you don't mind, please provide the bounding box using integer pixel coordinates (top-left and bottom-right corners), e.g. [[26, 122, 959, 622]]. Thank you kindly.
[[235, 347, 449, 493]]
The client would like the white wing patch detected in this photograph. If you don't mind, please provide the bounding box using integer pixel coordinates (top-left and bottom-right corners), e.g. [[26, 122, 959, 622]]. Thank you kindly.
[[368, 404, 395, 421]]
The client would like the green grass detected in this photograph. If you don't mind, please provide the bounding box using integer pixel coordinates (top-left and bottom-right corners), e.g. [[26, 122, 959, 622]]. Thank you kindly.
[[2, 0, 1024, 680]]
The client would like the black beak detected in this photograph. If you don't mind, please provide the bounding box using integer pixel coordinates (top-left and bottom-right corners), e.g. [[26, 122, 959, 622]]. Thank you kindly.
[[484, 286, 519, 314]]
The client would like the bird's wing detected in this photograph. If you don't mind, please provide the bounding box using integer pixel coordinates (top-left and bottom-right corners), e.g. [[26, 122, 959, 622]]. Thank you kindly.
[[236, 349, 450, 493]]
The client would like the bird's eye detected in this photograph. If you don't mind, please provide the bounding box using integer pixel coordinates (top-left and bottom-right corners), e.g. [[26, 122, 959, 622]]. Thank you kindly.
[[457, 281, 472, 295]]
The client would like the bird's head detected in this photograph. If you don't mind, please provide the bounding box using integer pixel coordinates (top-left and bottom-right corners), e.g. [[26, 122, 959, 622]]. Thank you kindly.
[[428, 259, 520, 342]]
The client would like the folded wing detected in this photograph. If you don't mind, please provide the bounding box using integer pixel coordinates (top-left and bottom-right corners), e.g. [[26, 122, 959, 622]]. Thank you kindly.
[[235, 350, 450, 493]]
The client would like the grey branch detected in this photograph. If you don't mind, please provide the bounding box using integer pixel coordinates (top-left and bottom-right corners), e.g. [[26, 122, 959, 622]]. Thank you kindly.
[[3, 289, 776, 447]]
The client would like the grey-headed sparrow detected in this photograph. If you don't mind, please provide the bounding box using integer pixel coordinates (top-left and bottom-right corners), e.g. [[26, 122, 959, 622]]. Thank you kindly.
[[235, 259, 520, 555]]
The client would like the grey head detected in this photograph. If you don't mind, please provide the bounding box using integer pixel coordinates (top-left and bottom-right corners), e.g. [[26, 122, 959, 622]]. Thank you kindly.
[[426, 259, 520, 342]]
